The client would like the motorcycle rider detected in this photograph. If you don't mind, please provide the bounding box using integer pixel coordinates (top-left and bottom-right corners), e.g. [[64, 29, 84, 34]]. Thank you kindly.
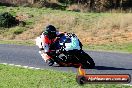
[[36, 25, 64, 66]]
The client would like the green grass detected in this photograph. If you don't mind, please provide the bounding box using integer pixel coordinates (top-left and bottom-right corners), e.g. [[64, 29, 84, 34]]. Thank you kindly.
[[0, 40, 34, 46], [0, 64, 131, 88], [83, 42, 132, 53], [0, 26, 29, 39]]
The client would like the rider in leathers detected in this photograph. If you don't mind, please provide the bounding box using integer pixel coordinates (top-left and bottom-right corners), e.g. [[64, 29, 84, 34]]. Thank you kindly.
[[36, 25, 64, 66]]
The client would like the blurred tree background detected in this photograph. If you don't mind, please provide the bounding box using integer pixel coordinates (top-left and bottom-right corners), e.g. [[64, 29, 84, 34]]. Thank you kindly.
[[0, 0, 132, 12]]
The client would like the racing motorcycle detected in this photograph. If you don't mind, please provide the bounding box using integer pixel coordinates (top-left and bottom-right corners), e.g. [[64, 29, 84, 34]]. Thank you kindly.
[[47, 33, 95, 69]]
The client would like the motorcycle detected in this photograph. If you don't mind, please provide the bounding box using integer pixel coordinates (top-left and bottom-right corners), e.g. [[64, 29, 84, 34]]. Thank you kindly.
[[48, 33, 95, 69]]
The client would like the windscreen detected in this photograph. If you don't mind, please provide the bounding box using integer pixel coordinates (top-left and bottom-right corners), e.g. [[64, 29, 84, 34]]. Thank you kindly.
[[59, 35, 71, 43]]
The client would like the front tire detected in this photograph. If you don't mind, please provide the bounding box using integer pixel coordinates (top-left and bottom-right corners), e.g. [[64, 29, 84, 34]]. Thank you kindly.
[[80, 51, 95, 69], [82, 56, 95, 69]]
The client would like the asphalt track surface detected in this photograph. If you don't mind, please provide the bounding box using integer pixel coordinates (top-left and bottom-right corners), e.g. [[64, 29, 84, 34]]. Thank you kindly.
[[0, 44, 132, 85]]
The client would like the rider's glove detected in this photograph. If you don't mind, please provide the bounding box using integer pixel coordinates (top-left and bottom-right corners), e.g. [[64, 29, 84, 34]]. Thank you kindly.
[[56, 50, 60, 54]]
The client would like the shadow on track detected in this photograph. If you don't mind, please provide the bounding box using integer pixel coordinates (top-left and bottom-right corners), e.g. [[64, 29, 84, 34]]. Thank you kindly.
[[95, 66, 132, 70], [53, 65, 132, 70]]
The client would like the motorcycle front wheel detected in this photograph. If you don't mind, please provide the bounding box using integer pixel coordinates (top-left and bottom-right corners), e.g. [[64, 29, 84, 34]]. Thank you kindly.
[[78, 50, 95, 69]]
